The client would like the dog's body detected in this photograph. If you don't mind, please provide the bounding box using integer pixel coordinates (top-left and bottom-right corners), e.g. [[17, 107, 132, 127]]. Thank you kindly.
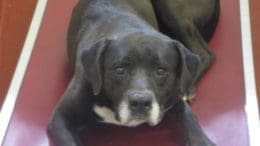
[[48, 0, 220, 146]]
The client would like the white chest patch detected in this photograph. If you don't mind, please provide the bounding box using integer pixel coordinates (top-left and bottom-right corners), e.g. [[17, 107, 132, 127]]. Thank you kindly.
[[93, 105, 145, 127]]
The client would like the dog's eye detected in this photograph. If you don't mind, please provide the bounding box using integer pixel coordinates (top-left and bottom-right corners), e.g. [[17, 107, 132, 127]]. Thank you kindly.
[[115, 67, 126, 75], [155, 67, 167, 76]]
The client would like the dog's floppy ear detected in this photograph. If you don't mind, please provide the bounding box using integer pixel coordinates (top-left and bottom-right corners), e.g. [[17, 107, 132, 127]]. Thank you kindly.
[[81, 39, 110, 96], [174, 40, 201, 96]]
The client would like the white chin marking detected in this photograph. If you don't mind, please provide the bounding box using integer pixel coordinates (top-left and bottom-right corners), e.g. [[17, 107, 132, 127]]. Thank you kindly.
[[149, 101, 161, 126], [118, 101, 130, 124], [125, 119, 146, 127], [93, 99, 162, 127], [93, 105, 122, 125], [119, 101, 148, 127], [93, 104, 145, 127]]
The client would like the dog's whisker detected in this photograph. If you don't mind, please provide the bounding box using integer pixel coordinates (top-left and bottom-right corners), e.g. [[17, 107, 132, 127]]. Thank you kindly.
[[163, 105, 174, 113]]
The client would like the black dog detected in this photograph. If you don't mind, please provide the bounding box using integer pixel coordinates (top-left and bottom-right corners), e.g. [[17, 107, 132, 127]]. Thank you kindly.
[[48, 0, 220, 146]]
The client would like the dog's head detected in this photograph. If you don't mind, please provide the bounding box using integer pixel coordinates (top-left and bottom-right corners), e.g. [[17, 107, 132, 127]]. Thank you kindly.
[[81, 32, 200, 126]]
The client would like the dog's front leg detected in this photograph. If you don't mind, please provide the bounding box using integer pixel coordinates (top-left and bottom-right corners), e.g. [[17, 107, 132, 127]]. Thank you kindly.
[[48, 111, 83, 146], [167, 101, 215, 146], [48, 76, 91, 146]]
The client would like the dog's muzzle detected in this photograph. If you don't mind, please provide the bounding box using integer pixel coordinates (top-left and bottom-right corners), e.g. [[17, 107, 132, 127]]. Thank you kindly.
[[118, 89, 162, 126]]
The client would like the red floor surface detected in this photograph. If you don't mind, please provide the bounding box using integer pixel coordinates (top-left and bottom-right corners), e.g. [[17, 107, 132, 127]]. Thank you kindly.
[[2, 0, 249, 146], [0, 0, 37, 106]]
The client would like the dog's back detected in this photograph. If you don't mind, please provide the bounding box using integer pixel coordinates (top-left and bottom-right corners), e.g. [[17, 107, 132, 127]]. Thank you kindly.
[[152, 0, 220, 42], [67, 0, 159, 68]]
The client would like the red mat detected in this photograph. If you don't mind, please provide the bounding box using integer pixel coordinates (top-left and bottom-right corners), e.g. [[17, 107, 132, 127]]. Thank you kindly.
[[2, 0, 249, 146]]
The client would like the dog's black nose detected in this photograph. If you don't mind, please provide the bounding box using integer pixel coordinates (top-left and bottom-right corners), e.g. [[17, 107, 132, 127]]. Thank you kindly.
[[129, 96, 152, 111]]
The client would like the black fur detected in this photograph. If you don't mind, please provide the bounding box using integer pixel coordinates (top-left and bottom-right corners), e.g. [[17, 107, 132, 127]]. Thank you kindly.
[[48, 0, 220, 146]]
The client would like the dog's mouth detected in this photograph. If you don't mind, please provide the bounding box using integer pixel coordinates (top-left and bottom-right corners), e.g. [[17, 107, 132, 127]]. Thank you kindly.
[[94, 89, 166, 127], [118, 100, 163, 127], [93, 95, 168, 127]]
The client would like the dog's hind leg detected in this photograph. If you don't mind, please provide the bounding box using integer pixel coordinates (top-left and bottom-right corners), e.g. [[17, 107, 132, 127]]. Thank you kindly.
[[151, 0, 220, 100]]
